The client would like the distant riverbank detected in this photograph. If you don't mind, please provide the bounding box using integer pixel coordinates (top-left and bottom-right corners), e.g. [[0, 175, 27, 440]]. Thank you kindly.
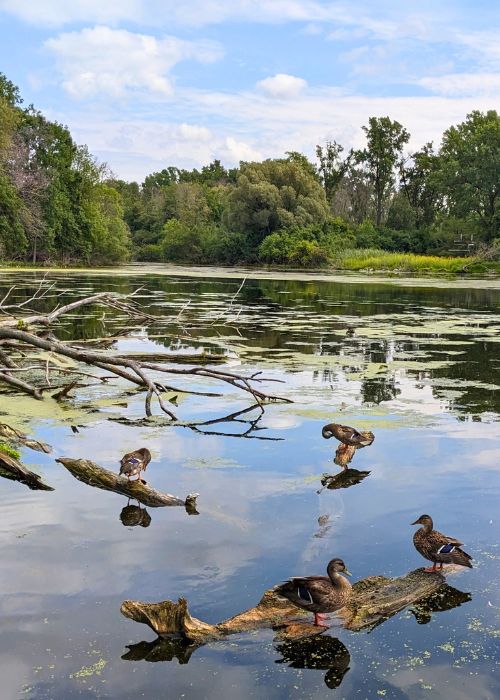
[[2, 262, 500, 290]]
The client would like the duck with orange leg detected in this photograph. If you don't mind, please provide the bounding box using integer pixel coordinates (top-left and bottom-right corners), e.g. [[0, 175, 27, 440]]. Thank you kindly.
[[119, 448, 152, 484], [411, 514, 473, 573], [275, 558, 352, 627]]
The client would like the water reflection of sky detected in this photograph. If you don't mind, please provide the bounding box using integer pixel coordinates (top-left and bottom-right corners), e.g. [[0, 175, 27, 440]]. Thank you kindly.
[[0, 271, 499, 699]]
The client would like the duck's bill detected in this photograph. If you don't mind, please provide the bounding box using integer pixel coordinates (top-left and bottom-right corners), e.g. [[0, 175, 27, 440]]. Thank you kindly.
[[343, 569, 352, 577], [410, 519, 419, 525]]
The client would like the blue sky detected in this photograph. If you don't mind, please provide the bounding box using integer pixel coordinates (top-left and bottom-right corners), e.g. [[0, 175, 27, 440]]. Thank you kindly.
[[1, 0, 499, 181]]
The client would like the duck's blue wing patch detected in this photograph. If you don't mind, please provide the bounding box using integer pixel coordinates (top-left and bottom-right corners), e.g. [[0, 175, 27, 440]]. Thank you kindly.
[[438, 543, 456, 554], [297, 584, 314, 604]]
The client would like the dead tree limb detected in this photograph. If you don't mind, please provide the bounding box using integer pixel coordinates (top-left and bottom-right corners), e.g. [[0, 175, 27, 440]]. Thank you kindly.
[[56, 457, 198, 511], [0, 423, 51, 453], [121, 567, 469, 641], [0, 450, 54, 491], [0, 290, 291, 417]]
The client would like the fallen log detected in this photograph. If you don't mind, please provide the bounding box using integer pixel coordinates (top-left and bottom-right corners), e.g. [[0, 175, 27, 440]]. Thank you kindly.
[[0, 422, 52, 453], [120, 567, 468, 640], [56, 457, 198, 512], [0, 450, 54, 490]]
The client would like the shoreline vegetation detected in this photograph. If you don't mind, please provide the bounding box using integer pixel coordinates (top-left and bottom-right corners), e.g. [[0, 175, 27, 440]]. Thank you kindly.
[[1, 73, 499, 273]]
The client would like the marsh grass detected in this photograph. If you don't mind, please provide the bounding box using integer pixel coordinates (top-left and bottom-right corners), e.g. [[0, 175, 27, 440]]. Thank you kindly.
[[336, 248, 474, 273]]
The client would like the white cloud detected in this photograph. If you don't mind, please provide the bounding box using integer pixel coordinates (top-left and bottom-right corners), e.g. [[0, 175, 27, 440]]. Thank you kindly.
[[257, 73, 308, 99], [419, 72, 500, 97], [0, 0, 143, 25], [457, 30, 500, 70], [178, 123, 212, 142], [58, 85, 497, 181], [0, 0, 350, 27], [44, 25, 223, 99], [220, 137, 263, 163]]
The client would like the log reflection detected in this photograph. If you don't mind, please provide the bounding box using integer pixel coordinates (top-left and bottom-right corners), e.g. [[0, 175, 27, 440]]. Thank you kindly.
[[122, 637, 200, 664], [410, 583, 472, 624]]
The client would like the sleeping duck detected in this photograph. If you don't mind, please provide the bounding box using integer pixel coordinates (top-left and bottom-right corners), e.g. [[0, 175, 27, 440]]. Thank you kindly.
[[322, 423, 374, 448]]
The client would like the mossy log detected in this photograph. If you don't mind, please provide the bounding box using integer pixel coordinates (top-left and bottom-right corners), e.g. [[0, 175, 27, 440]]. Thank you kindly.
[[121, 567, 466, 641], [56, 457, 198, 511], [0, 451, 54, 490], [0, 422, 51, 453]]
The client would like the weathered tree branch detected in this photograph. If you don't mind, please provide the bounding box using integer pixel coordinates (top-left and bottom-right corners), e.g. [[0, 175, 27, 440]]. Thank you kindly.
[[121, 567, 469, 642], [56, 457, 198, 511], [0, 291, 291, 417]]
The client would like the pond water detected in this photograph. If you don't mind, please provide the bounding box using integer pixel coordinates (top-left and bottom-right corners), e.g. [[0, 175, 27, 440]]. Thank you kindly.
[[0, 266, 499, 700]]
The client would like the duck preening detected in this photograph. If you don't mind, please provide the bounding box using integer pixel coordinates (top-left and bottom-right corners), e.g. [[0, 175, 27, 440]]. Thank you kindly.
[[411, 514, 473, 572], [119, 448, 152, 483], [322, 423, 374, 448], [275, 558, 352, 626]]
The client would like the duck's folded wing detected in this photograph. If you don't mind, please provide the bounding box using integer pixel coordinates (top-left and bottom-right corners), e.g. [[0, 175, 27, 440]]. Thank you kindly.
[[439, 531, 464, 546]]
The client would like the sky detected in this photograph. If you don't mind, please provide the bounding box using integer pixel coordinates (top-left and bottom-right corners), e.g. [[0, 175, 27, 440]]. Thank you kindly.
[[0, 0, 499, 181]]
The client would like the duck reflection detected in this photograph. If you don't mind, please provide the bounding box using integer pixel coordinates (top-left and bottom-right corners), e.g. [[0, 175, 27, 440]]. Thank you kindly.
[[318, 469, 370, 492], [275, 634, 350, 689], [122, 637, 199, 664], [410, 583, 472, 624], [119, 500, 152, 528]]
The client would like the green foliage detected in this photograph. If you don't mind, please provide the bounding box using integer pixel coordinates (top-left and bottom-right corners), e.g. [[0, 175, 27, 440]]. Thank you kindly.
[[356, 116, 410, 225], [225, 159, 329, 247], [0, 172, 27, 258], [337, 249, 473, 273], [258, 218, 354, 267], [0, 73, 496, 272], [437, 110, 500, 240], [316, 140, 353, 204], [0, 442, 21, 459]]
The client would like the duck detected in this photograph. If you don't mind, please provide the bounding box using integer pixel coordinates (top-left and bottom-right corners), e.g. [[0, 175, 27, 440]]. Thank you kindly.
[[411, 514, 473, 572], [275, 558, 352, 626], [119, 448, 151, 483], [322, 423, 374, 448]]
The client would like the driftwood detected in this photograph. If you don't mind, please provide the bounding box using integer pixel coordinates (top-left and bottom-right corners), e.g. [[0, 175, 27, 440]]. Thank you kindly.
[[0, 422, 51, 453], [0, 450, 54, 490], [121, 566, 469, 641], [0, 287, 291, 417], [56, 457, 198, 511]]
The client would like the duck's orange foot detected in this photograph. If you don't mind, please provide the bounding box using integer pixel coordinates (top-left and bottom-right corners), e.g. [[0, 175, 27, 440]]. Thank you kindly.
[[313, 613, 329, 627], [423, 566, 438, 573]]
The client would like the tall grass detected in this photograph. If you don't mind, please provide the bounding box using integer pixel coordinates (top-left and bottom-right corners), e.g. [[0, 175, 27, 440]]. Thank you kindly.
[[335, 248, 474, 273]]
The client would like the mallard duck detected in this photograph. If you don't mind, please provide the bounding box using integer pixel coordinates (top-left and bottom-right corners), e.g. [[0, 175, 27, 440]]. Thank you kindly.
[[275, 558, 352, 626], [411, 514, 473, 572], [322, 423, 374, 448], [119, 448, 151, 483]]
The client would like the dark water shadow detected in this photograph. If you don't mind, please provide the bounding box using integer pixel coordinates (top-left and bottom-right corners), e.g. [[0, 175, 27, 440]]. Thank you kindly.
[[274, 634, 351, 689], [410, 583, 472, 624], [122, 636, 201, 664]]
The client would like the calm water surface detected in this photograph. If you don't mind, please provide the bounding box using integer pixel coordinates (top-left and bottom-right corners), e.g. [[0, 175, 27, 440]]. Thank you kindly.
[[0, 266, 499, 700]]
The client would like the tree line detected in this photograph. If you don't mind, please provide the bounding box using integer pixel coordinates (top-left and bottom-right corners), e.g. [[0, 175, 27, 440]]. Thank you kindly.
[[1, 72, 498, 267]]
